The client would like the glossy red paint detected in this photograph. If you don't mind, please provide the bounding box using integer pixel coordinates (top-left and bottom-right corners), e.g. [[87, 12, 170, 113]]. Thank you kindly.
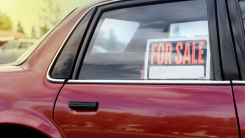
[[0, 0, 241, 138], [0, 4, 97, 138], [54, 84, 239, 138], [232, 85, 245, 138]]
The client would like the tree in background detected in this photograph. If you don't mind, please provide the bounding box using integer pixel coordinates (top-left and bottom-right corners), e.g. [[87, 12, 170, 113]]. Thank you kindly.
[[39, 23, 49, 37], [0, 11, 13, 30], [39, 0, 62, 37], [31, 26, 37, 38], [16, 21, 25, 34]]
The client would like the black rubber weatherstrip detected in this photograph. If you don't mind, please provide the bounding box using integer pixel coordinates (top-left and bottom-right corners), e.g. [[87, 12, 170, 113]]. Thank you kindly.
[[70, 7, 98, 79], [216, 0, 240, 80], [226, 0, 245, 80], [208, 0, 223, 80], [225, 0, 242, 80]]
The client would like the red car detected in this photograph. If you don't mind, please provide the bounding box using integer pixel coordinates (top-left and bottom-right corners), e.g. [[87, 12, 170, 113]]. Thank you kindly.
[[1, 0, 245, 137]]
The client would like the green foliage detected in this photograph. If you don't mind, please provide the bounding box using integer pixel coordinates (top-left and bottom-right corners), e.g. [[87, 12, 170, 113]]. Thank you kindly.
[[39, 24, 49, 37], [0, 11, 13, 30], [39, 0, 62, 37], [16, 21, 25, 34], [42, 0, 61, 26]]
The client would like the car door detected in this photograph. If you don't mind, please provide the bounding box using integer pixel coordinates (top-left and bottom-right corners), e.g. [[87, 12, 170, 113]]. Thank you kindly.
[[50, 0, 241, 137], [226, 0, 245, 137]]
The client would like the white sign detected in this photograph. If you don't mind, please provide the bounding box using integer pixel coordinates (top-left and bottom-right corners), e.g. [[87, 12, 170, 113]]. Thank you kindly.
[[144, 37, 210, 80]]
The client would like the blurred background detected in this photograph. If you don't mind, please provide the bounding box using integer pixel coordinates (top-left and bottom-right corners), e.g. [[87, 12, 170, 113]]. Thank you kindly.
[[0, 0, 100, 65]]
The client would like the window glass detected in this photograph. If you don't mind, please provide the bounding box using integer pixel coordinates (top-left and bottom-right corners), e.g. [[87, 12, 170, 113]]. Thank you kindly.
[[91, 18, 140, 53], [79, 0, 213, 80], [50, 8, 96, 79], [20, 43, 33, 49], [239, 0, 245, 29]]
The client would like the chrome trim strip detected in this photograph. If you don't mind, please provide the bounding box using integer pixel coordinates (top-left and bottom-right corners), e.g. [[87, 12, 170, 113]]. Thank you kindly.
[[46, 0, 120, 83], [232, 81, 245, 85], [47, 74, 65, 83], [67, 80, 230, 85]]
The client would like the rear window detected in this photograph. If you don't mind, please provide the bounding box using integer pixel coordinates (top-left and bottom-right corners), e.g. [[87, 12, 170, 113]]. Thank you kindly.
[[78, 0, 213, 80], [239, 0, 245, 31]]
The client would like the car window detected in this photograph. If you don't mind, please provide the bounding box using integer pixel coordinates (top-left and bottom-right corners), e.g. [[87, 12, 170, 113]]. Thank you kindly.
[[78, 0, 213, 80], [239, 0, 245, 29], [91, 18, 140, 53], [4, 43, 19, 49], [49, 8, 96, 79], [19, 43, 33, 49]]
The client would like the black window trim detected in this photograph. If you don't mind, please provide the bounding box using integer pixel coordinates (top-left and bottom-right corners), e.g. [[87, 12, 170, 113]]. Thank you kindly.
[[216, 0, 240, 80], [46, 1, 115, 83], [49, 7, 96, 79], [226, 0, 245, 80]]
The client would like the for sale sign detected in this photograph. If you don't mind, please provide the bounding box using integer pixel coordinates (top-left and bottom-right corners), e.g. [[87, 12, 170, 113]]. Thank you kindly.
[[144, 37, 211, 80]]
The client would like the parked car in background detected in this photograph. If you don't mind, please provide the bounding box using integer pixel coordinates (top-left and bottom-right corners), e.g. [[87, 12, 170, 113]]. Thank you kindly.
[[0, 40, 7, 47], [2, 0, 245, 138], [0, 39, 36, 64]]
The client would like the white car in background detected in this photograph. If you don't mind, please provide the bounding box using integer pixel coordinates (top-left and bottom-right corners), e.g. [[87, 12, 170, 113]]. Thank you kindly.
[[0, 39, 37, 64]]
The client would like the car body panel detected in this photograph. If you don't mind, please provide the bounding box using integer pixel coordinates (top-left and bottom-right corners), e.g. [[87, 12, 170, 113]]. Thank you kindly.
[[0, 67, 66, 137], [0, 0, 243, 137], [0, 109, 60, 137], [54, 84, 239, 138], [0, 3, 96, 137]]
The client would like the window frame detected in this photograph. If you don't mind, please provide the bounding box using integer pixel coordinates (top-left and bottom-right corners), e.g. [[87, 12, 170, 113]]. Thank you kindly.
[[72, 0, 223, 81], [215, 0, 240, 80], [46, 0, 240, 84]]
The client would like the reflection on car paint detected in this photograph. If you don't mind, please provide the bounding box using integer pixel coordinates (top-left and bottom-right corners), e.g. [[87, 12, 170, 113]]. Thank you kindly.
[[54, 84, 239, 138]]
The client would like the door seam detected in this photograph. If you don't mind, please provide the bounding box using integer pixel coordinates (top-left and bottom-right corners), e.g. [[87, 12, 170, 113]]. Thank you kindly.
[[52, 79, 70, 138], [231, 80, 241, 138]]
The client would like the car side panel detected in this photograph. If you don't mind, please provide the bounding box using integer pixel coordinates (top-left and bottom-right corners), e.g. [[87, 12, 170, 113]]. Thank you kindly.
[[0, 67, 66, 137], [0, 109, 61, 137], [54, 84, 239, 138], [0, 5, 94, 138]]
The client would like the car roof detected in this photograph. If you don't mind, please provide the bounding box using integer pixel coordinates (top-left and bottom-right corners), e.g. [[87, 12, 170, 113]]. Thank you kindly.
[[78, 0, 117, 9]]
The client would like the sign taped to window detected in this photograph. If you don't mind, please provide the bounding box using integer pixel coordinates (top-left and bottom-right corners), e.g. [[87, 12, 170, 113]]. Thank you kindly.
[[144, 37, 210, 80]]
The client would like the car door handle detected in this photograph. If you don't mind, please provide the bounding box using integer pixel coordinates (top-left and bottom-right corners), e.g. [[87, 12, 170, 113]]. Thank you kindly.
[[69, 101, 98, 110]]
